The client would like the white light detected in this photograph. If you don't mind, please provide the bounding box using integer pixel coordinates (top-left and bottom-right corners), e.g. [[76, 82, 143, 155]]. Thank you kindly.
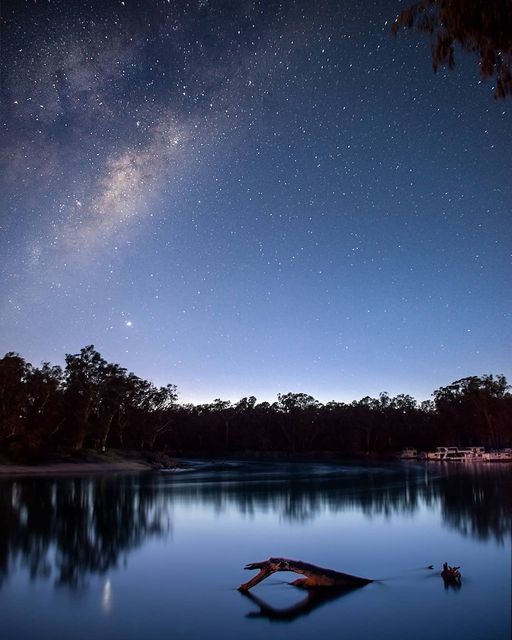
[[102, 578, 112, 613]]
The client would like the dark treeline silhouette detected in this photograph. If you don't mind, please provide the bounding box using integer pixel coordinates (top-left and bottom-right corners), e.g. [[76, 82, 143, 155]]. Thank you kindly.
[[1, 346, 511, 460]]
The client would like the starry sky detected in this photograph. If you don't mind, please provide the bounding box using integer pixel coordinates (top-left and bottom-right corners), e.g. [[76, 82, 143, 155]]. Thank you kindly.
[[1, 0, 511, 404]]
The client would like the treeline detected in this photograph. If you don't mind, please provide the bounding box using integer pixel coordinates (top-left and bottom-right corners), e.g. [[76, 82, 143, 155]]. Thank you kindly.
[[1, 346, 511, 460]]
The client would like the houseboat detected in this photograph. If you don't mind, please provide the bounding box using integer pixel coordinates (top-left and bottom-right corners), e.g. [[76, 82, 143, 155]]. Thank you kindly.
[[425, 447, 463, 461], [483, 448, 512, 462], [424, 446, 512, 462]]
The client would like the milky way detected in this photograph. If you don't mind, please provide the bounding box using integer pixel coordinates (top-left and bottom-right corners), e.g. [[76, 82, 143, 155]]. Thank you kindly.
[[1, 0, 511, 403]]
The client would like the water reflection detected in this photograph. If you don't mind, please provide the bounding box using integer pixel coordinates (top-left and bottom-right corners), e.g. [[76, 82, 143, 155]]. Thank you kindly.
[[241, 586, 360, 622], [0, 476, 171, 588], [436, 465, 512, 541], [158, 462, 512, 540], [0, 462, 510, 590], [102, 577, 113, 612]]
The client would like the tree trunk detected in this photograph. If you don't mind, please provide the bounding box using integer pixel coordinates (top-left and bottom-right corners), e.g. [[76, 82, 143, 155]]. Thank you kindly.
[[99, 413, 114, 450], [238, 557, 372, 591]]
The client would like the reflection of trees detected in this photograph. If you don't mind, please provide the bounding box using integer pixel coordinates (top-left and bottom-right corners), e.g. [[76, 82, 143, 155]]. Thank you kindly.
[[0, 464, 510, 590], [434, 464, 512, 543], [157, 465, 431, 523], [159, 463, 511, 540], [0, 476, 170, 589]]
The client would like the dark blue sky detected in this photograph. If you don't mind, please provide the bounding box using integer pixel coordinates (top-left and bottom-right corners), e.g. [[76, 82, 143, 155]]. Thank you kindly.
[[1, 0, 510, 403]]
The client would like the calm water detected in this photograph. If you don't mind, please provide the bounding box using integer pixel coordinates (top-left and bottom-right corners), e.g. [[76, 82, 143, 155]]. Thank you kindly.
[[0, 462, 510, 640]]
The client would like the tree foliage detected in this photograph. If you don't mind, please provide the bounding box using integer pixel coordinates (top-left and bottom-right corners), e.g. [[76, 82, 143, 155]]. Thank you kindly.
[[0, 347, 511, 460], [393, 0, 512, 97]]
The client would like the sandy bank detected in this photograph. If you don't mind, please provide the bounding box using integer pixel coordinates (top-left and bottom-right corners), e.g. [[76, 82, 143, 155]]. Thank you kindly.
[[0, 448, 163, 475], [0, 460, 153, 476]]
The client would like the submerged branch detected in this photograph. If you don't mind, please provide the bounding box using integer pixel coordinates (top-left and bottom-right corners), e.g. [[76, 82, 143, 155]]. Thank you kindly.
[[238, 557, 373, 591]]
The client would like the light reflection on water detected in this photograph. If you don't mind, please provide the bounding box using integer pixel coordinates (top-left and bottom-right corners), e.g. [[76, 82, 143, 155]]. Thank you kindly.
[[0, 462, 510, 640], [102, 578, 112, 613]]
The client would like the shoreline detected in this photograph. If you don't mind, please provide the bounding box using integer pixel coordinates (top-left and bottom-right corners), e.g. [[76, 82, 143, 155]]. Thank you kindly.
[[2, 450, 510, 477], [0, 448, 171, 476], [0, 451, 388, 477], [0, 460, 154, 476]]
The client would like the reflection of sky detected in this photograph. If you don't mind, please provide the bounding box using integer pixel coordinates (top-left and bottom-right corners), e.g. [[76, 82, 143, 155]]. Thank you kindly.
[[172, 498, 443, 572], [0, 470, 510, 640], [80, 491, 509, 636], [1, 0, 511, 404]]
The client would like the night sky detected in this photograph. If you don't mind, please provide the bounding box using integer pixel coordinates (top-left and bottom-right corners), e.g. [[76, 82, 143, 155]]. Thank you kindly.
[[1, 0, 510, 404]]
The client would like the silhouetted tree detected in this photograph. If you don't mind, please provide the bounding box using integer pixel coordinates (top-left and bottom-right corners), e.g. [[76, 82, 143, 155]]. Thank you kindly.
[[393, 0, 512, 97], [208, 398, 233, 450], [64, 346, 107, 450], [24, 362, 64, 452], [0, 353, 31, 446], [94, 363, 130, 450], [275, 393, 321, 452], [146, 384, 179, 450], [433, 374, 511, 447], [1, 347, 511, 458]]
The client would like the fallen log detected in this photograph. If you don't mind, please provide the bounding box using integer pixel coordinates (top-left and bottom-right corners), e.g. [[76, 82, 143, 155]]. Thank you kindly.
[[238, 557, 373, 592]]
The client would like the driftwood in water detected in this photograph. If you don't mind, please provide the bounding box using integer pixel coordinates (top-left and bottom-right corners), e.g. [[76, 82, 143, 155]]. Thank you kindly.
[[441, 562, 461, 584], [238, 557, 373, 592]]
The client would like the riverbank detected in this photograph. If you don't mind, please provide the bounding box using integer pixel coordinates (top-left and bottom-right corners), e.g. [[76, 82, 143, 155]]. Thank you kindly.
[[0, 449, 178, 476], [0, 461, 153, 475], [0, 449, 391, 476]]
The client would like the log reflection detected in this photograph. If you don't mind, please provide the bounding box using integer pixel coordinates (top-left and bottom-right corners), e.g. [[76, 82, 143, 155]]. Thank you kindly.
[[241, 586, 360, 622]]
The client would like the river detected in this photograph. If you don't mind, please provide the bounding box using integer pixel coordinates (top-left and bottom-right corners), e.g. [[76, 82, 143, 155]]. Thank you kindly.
[[0, 461, 510, 639]]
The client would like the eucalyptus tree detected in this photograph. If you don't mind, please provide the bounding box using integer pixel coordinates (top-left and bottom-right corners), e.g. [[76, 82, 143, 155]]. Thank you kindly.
[[0, 353, 32, 446], [64, 346, 107, 450], [276, 393, 321, 452], [131, 381, 178, 450], [393, 0, 512, 98], [24, 362, 64, 448], [433, 374, 511, 447]]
